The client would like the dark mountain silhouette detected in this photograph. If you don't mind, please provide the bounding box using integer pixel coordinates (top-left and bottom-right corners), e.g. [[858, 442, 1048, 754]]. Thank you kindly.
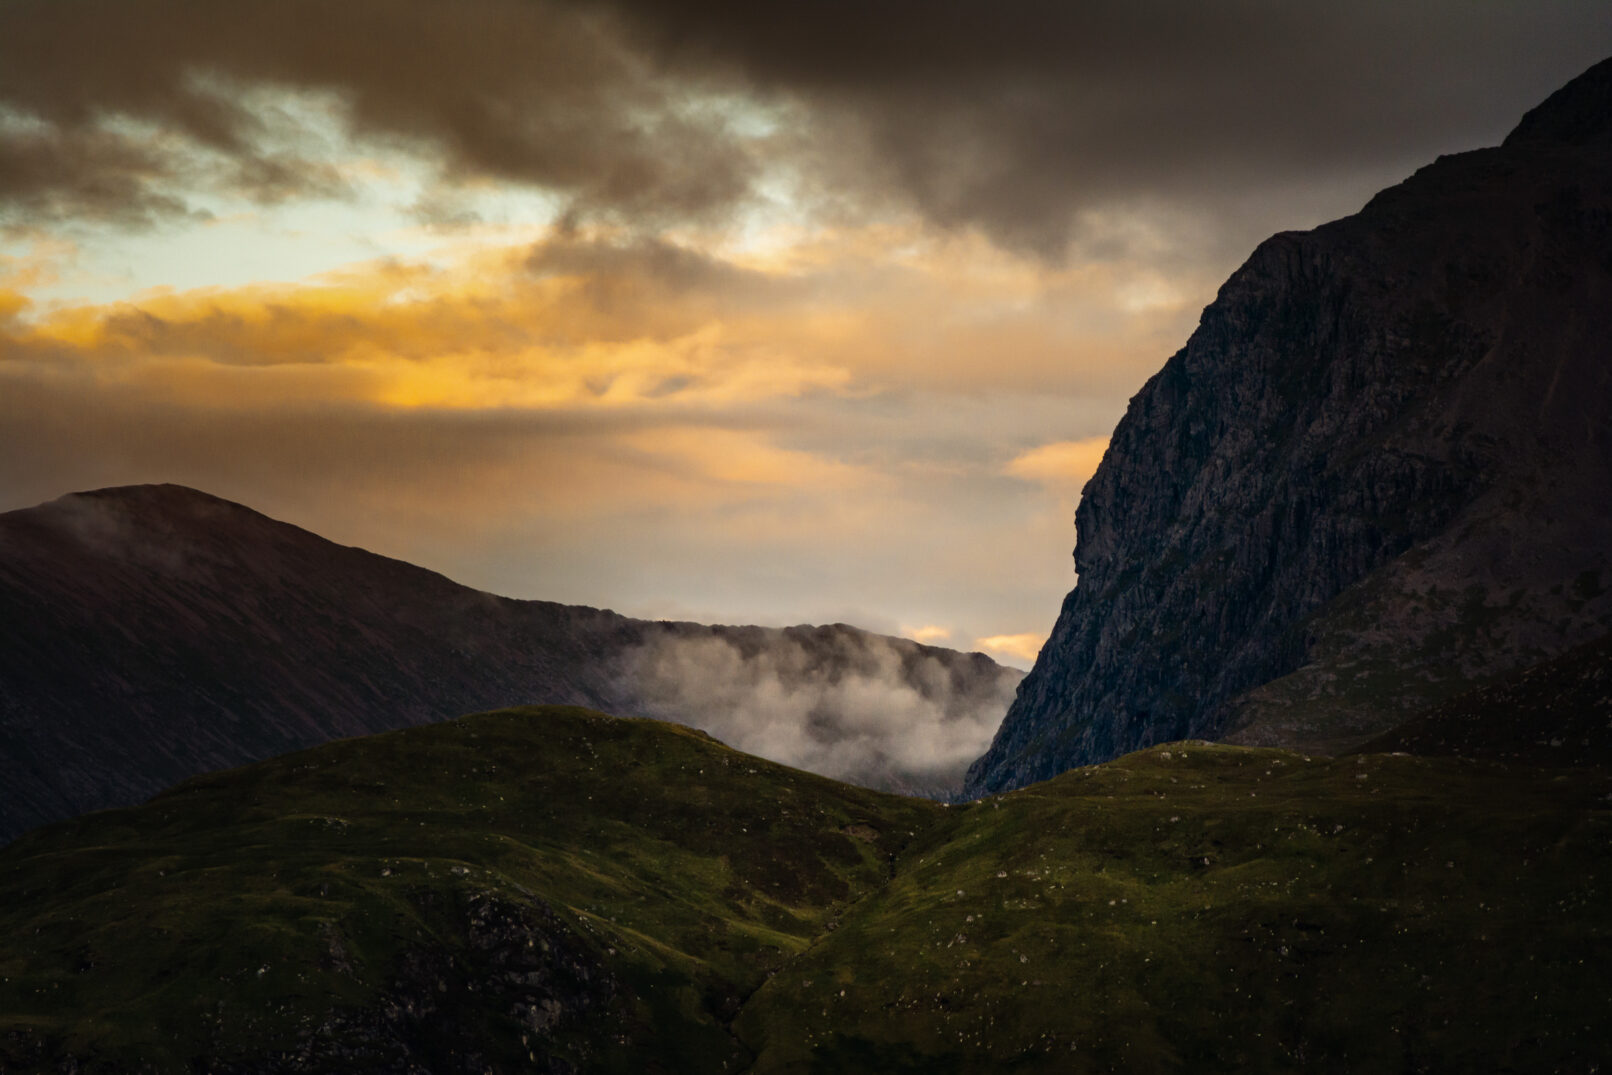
[[968, 57, 1612, 795], [0, 484, 1019, 842]]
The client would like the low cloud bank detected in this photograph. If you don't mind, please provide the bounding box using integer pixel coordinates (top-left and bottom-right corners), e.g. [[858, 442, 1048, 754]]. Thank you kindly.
[[620, 624, 1022, 799]]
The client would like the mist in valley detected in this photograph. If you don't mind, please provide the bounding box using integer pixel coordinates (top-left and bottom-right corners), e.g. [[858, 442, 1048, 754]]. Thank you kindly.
[[620, 625, 1023, 799]]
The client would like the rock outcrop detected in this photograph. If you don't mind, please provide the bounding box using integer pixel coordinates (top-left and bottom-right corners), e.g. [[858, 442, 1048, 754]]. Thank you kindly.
[[966, 57, 1612, 795], [0, 484, 1019, 841]]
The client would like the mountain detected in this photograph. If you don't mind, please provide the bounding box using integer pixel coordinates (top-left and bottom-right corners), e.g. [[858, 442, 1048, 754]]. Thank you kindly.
[[966, 57, 1612, 796], [2, 706, 1607, 1072], [0, 484, 1019, 842], [1358, 628, 1612, 767]]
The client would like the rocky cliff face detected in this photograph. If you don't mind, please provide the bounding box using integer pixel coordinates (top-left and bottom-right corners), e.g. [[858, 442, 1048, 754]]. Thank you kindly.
[[0, 484, 1019, 841], [966, 58, 1612, 796]]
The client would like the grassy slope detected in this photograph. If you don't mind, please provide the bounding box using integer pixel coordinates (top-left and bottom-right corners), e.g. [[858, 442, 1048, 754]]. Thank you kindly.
[[739, 745, 1612, 1072], [1, 708, 1609, 1073], [0, 707, 939, 1073]]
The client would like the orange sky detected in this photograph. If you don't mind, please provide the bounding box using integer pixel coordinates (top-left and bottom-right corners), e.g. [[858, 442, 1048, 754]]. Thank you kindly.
[[1, 216, 1169, 661], [3, 2, 1607, 665]]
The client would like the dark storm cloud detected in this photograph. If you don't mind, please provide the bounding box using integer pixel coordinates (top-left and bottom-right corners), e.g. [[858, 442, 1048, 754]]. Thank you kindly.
[[0, 0, 756, 229], [2, 0, 1609, 252], [0, 124, 196, 229], [598, 0, 1612, 255]]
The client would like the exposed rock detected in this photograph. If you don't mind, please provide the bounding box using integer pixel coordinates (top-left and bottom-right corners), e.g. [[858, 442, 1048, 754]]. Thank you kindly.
[[967, 57, 1612, 795], [194, 889, 614, 1074]]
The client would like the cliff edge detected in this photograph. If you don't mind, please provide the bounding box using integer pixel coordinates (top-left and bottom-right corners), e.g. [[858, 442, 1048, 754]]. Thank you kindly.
[[967, 58, 1612, 795]]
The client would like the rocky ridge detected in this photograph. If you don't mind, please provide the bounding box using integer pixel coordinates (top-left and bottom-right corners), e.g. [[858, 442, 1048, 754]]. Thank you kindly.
[[966, 57, 1612, 795]]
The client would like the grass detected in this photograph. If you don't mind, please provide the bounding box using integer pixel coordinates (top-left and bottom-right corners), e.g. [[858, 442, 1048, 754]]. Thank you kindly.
[[739, 745, 1612, 1072], [0, 707, 937, 1072], [1, 707, 1608, 1072]]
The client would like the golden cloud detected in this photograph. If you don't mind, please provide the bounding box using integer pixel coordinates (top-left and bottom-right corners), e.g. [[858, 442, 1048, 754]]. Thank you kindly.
[[1005, 437, 1111, 490], [1, 217, 1206, 429], [2, 239, 854, 411], [974, 633, 1046, 663], [902, 625, 953, 644], [0, 221, 1175, 648]]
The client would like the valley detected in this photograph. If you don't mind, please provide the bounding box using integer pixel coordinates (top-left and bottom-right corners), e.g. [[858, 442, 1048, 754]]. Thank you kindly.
[[2, 33, 1610, 1075], [1, 706, 1606, 1072]]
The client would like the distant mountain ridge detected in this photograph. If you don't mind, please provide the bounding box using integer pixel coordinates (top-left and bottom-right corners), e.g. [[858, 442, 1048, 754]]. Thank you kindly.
[[0, 483, 1019, 842], [967, 57, 1612, 795]]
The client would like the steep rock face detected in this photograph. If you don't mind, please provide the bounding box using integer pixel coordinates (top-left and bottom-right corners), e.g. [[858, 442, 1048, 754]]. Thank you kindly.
[[0, 484, 1019, 841], [966, 58, 1612, 795]]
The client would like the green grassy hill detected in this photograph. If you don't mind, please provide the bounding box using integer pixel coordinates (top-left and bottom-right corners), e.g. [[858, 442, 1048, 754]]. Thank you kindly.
[[740, 745, 1612, 1072], [1, 706, 1608, 1073]]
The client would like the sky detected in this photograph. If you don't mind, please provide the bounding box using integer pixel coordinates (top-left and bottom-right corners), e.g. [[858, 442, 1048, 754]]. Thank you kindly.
[[2, 1, 1609, 669]]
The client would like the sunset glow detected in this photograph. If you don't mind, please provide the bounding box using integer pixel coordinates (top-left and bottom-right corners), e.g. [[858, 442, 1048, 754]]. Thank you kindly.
[[4, 0, 1607, 661]]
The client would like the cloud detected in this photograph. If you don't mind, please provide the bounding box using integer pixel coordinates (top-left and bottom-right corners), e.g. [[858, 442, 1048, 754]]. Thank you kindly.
[[975, 633, 1046, 664], [618, 626, 1022, 798], [0, 0, 758, 230], [0, 222, 1204, 421], [2, 0, 1608, 256], [601, 0, 1612, 257], [902, 625, 953, 645], [0, 224, 1171, 653], [1006, 437, 1111, 492], [0, 121, 198, 229], [526, 232, 776, 301], [0, 235, 850, 408]]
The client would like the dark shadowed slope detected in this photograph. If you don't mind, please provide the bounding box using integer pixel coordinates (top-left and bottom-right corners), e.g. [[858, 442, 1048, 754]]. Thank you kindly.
[[0, 484, 1019, 841], [967, 57, 1612, 796], [1359, 629, 1612, 767]]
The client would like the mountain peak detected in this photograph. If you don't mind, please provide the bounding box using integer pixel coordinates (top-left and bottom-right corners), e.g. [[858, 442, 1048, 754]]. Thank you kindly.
[[1504, 55, 1612, 148], [0, 484, 1022, 841], [965, 59, 1612, 796], [43, 482, 246, 513], [22, 482, 282, 540]]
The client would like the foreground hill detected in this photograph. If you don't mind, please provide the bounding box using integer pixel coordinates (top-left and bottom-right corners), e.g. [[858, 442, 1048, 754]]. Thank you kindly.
[[1, 706, 1607, 1072], [967, 57, 1612, 795], [0, 484, 1019, 841]]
